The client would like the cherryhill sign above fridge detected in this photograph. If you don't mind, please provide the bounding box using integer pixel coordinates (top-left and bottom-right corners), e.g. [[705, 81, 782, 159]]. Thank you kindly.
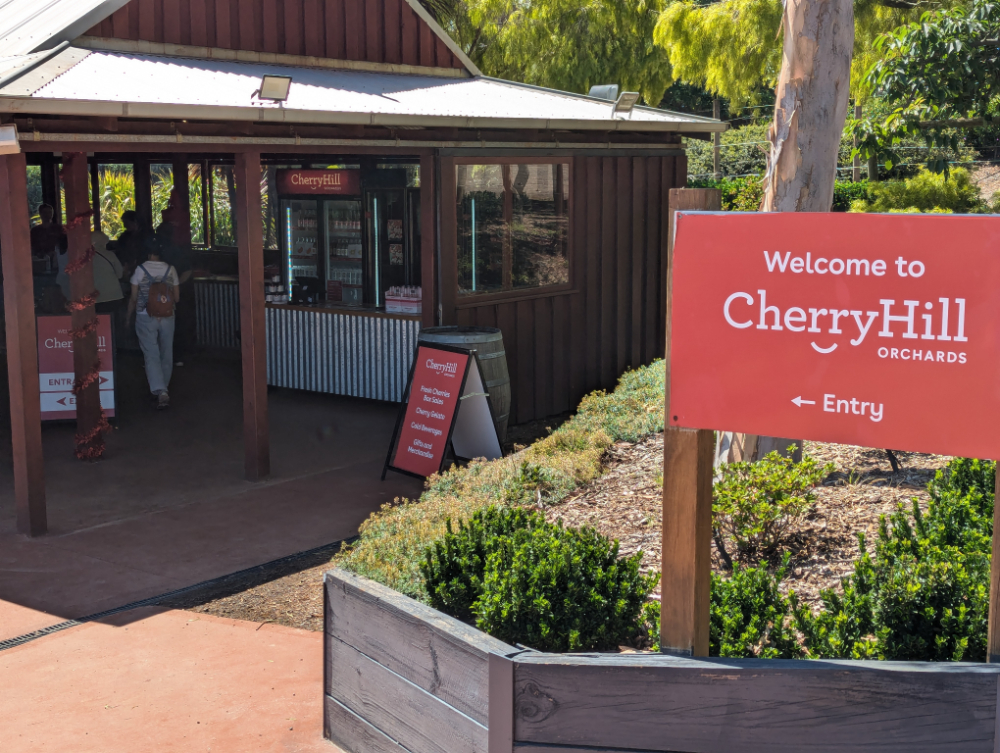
[[669, 211, 1000, 459], [276, 169, 360, 195]]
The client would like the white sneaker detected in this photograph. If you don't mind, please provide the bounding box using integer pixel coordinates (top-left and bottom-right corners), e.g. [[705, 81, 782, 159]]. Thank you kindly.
[[157, 392, 170, 410]]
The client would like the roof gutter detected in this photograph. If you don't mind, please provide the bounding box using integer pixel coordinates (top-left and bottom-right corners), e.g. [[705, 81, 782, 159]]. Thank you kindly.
[[0, 96, 729, 134]]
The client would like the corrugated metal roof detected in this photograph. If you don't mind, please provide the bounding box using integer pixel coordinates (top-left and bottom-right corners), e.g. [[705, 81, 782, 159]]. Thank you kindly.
[[7, 50, 724, 133], [0, 0, 129, 56]]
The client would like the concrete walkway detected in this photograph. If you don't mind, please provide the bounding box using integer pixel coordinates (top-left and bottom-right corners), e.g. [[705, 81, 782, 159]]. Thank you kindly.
[[0, 358, 423, 749], [1, 607, 337, 752]]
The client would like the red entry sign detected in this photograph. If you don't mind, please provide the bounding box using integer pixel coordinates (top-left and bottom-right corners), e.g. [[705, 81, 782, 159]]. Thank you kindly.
[[669, 212, 1000, 459], [37, 314, 115, 420], [276, 169, 360, 195], [391, 346, 471, 476]]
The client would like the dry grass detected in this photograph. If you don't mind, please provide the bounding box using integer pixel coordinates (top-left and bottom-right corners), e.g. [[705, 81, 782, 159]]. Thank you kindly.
[[334, 361, 667, 600]]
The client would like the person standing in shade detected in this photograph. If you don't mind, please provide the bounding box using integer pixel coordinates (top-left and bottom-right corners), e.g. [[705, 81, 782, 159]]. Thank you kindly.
[[126, 240, 180, 410], [111, 210, 144, 280], [30, 203, 65, 271]]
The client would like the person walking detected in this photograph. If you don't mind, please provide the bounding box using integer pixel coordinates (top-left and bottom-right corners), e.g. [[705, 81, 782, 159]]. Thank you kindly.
[[126, 240, 180, 410]]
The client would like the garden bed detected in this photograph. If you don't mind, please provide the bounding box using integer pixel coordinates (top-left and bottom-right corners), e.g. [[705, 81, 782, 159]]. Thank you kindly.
[[325, 567, 1000, 753]]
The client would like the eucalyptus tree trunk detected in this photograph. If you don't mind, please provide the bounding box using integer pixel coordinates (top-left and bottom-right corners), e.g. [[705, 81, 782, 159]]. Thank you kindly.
[[718, 0, 854, 465]]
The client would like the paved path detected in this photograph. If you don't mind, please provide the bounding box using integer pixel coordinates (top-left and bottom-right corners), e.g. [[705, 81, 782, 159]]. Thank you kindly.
[[0, 607, 339, 752]]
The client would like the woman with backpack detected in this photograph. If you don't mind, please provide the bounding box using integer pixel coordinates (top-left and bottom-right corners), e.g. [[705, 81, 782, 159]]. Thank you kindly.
[[126, 239, 180, 410]]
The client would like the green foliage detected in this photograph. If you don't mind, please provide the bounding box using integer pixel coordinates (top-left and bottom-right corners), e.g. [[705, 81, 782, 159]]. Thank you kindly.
[[848, 167, 994, 213], [684, 122, 770, 178], [714, 451, 833, 564], [856, 0, 1000, 170], [423, 506, 548, 621], [653, 0, 927, 105], [688, 176, 764, 211], [336, 361, 666, 599], [654, 0, 783, 106], [796, 458, 995, 662], [832, 179, 870, 211], [422, 506, 658, 652], [711, 555, 803, 658], [423, 0, 673, 105]]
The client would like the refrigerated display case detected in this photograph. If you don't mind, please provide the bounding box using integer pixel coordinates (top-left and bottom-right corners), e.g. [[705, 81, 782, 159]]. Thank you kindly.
[[324, 199, 364, 304], [275, 168, 420, 308], [283, 199, 320, 284]]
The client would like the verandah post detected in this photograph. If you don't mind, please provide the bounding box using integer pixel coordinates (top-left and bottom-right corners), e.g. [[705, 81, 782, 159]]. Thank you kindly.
[[0, 152, 47, 535], [234, 151, 270, 481], [660, 187, 721, 656], [988, 472, 1000, 662], [63, 152, 107, 461]]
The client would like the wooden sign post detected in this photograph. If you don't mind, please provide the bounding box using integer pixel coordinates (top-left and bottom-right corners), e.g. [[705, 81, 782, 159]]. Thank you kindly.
[[663, 201, 1000, 660], [661, 189, 719, 656]]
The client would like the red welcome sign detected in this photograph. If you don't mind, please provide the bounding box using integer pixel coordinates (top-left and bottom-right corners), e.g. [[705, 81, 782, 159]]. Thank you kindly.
[[669, 212, 1000, 459], [276, 169, 360, 195], [389, 346, 471, 477]]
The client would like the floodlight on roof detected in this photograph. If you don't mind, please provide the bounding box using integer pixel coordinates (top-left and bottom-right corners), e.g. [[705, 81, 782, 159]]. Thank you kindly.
[[614, 92, 641, 115], [0, 125, 19, 155], [254, 75, 293, 102]]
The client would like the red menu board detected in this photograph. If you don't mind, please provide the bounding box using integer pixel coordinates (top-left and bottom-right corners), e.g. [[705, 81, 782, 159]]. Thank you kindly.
[[669, 211, 1000, 459], [37, 315, 115, 420], [276, 169, 361, 195], [388, 346, 470, 477]]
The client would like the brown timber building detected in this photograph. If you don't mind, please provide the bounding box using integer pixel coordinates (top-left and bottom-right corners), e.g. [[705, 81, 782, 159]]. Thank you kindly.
[[0, 0, 723, 535]]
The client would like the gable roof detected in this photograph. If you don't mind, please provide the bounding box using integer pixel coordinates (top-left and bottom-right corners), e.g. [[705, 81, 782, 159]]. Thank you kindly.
[[0, 0, 131, 56], [0, 48, 725, 134], [0, 0, 478, 75]]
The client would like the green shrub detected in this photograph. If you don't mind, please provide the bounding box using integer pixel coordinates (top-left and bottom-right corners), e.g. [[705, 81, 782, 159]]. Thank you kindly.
[[688, 176, 763, 211], [422, 506, 547, 622], [336, 361, 666, 599], [848, 167, 993, 214], [832, 180, 869, 211], [422, 506, 658, 652], [713, 451, 833, 565], [710, 555, 802, 658], [795, 458, 995, 661]]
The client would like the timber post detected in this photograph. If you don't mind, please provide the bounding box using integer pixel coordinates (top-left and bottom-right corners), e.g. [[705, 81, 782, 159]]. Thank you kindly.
[[660, 187, 721, 656], [63, 152, 107, 460], [0, 152, 47, 535], [419, 154, 437, 329], [234, 151, 270, 481], [989, 471, 1000, 662]]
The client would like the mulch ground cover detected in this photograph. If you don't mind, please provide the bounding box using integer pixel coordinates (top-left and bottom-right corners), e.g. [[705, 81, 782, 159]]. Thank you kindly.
[[164, 431, 951, 628]]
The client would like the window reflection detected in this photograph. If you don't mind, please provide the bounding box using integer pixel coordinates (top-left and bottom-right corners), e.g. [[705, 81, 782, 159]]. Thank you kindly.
[[457, 163, 569, 295]]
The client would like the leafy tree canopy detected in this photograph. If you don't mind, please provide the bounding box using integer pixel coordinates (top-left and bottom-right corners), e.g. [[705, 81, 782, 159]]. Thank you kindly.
[[421, 0, 674, 104], [855, 0, 1000, 170], [652, 0, 949, 105]]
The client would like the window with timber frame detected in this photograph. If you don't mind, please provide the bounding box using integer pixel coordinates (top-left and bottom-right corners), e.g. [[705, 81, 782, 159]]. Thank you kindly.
[[456, 161, 570, 298]]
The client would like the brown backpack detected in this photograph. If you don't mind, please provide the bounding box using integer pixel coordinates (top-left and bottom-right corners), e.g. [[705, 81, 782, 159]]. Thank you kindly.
[[140, 264, 175, 318]]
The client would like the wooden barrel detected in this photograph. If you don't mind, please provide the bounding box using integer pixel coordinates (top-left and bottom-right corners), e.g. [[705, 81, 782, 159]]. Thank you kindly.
[[418, 326, 511, 444]]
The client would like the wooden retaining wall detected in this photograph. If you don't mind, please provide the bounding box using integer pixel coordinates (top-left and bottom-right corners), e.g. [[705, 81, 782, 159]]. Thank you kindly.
[[325, 568, 1000, 753]]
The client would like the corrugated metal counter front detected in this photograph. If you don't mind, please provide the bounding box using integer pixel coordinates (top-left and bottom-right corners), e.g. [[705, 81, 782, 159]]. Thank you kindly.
[[265, 304, 421, 402]]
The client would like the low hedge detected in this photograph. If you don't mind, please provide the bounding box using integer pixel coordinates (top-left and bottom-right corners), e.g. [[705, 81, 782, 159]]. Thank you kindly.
[[335, 361, 666, 600]]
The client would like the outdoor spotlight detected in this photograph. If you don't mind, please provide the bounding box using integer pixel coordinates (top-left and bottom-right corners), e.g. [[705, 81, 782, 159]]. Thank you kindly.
[[613, 91, 641, 115], [255, 75, 293, 102], [0, 124, 19, 155]]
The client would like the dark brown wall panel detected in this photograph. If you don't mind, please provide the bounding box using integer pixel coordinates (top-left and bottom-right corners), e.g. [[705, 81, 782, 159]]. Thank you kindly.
[[83, 0, 466, 69], [441, 154, 686, 425]]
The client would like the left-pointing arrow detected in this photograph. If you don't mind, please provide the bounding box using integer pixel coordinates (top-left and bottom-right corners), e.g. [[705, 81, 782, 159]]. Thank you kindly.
[[791, 396, 816, 407]]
